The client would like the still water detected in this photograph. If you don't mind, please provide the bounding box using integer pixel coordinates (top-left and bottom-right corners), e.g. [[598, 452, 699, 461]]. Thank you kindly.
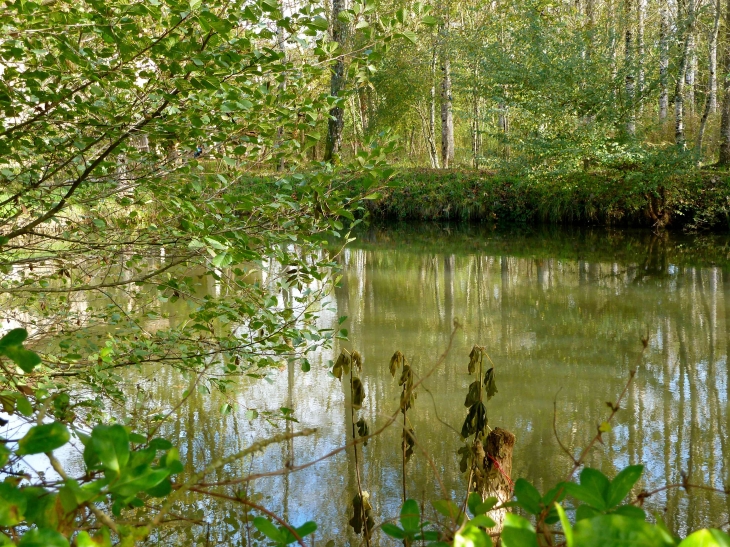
[[140, 224, 730, 545]]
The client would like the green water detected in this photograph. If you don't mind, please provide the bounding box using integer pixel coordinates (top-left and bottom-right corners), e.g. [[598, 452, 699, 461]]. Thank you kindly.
[[141, 224, 730, 544]]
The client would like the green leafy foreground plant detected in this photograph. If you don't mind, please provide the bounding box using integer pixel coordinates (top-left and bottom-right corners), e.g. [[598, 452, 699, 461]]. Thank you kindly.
[[0, 328, 317, 546]]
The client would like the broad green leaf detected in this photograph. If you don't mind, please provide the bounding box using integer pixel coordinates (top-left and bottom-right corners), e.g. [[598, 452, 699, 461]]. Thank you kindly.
[[475, 497, 498, 515], [501, 513, 538, 547], [467, 492, 483, 515], [573, 515, 675, 547], [58, 479, 96, 513], [16, 396, 33, 417], [22, 488, 59, 529], [400, 499, 420, 532], [2, 346, 42, 373], [91, 424, 130, 474], [565, 483, 607, 511], [0, 483, 27, 526], [0, 329, 27, 348], [514, 478, 542, 514], [580, 467, 610, 501], [611, 505, 647, 520], [455, 526, 492, 547], [606, 465, 643, 508], [381, 523, 406, 539], [17, 422, 70, 455], [678, 529, 730, 547], [109, 466, 170, 497], [421, 14, 439, 25], [253, 517, 285, 543], [469, 515, 496, 529], [400, 30, 417, 44], [17, 528, 69, 547], [432, 499, 465, 525], [295, 521, 317, 537]]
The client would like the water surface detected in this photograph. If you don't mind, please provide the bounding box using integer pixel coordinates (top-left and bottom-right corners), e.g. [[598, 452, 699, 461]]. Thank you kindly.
[[69, 224, 730, 543]]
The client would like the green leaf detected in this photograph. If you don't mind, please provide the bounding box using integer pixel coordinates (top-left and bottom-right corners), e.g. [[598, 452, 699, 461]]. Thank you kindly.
[[400, 499, 420, 532], [467, 492, 483, 515], [611, 505, 647, 520], [17, 528, 69, 547], [678, 529, 730, 547], [400, 30, 417, 44], [606, 465, 643, 508], [455, 526, 492, 547], [0, 482, 27, 526], [311, 16, 328, 29], [16, 396, 33, 417], [432, 499, 465, 525], [253, 517, 286, 543], [469, 515, 497, 529], [475, 498, 498, 515], [0, 444, 10, 468], [75, 529, 112, 547], [565, 483, 607, 511], [381, 523, 406, 539], [555, 503, 573, 547], [514, 478, 542, 515], [0, 329, 28, 348], [91, 424, 130, 474], [362, 192, 380, 200], [0, 329, 40, 372], [573, 515, 675, 547], [295, 522, 317, 537], [580, 467, 610, 499], [501, 513, 538, 547], [3, 346, 42, 373], [17, 422, 70, 455], [421, 14, 439, 25], [110, 466, 170, 497]]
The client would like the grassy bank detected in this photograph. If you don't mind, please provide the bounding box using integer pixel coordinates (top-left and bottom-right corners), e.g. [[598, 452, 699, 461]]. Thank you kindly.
[[360, 167, 730, 230]]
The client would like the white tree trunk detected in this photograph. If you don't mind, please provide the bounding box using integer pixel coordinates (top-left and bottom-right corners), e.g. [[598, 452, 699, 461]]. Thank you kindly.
[[625, 0, 635, 135], [659, 1, 669, 119], [718, 0, 730, 163], [440, 55, 454, 168]]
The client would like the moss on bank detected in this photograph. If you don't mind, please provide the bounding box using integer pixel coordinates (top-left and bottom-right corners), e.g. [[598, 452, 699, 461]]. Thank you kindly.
[[360, 168, 730, 230]]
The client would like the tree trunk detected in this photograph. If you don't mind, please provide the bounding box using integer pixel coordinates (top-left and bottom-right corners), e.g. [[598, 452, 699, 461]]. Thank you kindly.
[[718, 0, 730, 164], [440, 54, 455, 168], [429, 47, 441, 169], [637, 0, 644, 115], [686, 33, 697, 114], [675, 0, 695, 148], [472, 94, 480, 169], [324, 0, 346, 163], [625, 0, 635, 135], [696, 0, 722, 156], [275, 13, 288, 172], [659, 1, 669, 119]]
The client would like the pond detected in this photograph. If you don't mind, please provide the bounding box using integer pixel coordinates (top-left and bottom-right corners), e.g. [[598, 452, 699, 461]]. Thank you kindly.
[[62, 223, 730, 544]]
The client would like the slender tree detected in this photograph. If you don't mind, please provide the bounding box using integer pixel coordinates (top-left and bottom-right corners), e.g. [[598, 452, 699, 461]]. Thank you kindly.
[[660, 0, 669, 120], [625, 0, 636, 135], [718, 0, 730, 163], [325, 0, 347, 162], [440, 40, 455, 168], [697, 0, 722, 156]]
